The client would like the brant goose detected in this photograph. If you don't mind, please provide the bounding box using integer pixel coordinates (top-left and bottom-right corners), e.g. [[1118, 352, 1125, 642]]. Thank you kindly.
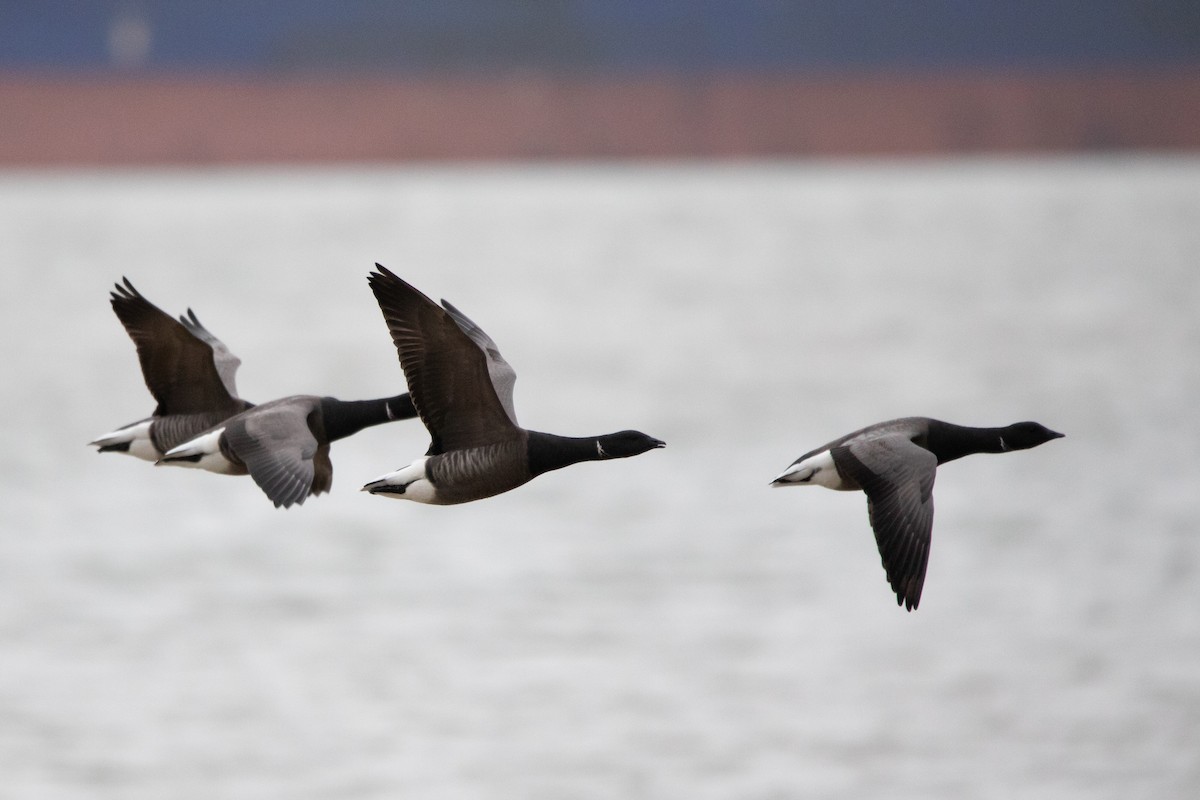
[[771, 417, 1063, 610], [90, 278, 254, 460], [360, 265, 664, 505], [158, 392, 417, 508]]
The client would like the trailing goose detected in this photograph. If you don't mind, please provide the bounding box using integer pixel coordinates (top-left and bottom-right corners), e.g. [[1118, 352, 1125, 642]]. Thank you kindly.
[[90, 277, 254, 460], [771, 417, 1063, 610], [159, 392, 417, 508], [360, 265, 664, 505]]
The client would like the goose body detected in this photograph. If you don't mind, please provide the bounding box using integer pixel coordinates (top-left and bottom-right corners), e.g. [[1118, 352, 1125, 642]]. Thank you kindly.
[[160, 393, 417, 508], [772, 417, 1063, 610], [90, 278, 253, 460], [364, 429, 664, 506], [360, 265, 664, 505]]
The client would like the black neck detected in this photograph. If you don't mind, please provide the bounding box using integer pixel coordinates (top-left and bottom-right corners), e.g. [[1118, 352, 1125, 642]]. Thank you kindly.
[[925, 420, 1006, 464], [320, 393, 415, 443], [526, 431, 607, 477]]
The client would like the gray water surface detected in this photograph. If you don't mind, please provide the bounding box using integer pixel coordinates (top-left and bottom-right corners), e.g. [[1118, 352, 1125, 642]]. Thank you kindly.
[[0, 158, 1197, 799]]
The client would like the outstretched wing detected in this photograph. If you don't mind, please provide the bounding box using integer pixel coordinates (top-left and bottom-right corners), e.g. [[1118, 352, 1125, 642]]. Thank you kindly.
[[178, 307, 243, 399], [222, 399, 329, 509], [367, 266, 519, 454], [440, 298, 518, 425], [109, 277, 244, 415], [833, 435, 937, 611]]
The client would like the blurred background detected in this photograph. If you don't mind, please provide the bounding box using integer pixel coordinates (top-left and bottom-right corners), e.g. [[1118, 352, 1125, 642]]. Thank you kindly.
[[2, 3, 1199, 800], [3, 0, 1200, 164]]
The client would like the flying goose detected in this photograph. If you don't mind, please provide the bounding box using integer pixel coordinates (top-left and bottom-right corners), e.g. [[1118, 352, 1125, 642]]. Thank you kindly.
[[771, 417, 1063, 610], [90, 277, 254, 460], [360, 265, 664, 505], [159, 392, 417, 508]]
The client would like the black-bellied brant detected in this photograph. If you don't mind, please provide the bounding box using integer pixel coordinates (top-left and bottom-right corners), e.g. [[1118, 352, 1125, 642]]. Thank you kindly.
[[90, 277, 255, 460], [360, 265, 665, 505], [158, 392, 418, 508], [771, 417, 1063, 610]]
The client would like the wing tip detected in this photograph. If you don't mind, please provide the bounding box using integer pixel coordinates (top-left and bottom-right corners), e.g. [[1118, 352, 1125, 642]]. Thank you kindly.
[[369, 263, 399, 283]]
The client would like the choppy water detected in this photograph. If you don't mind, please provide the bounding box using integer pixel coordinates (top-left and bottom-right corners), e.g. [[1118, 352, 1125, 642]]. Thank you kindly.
[[0, 157, 1197, 799]]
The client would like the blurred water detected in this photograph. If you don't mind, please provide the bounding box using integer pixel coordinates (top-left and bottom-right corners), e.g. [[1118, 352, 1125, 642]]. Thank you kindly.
[[0, 157, 1197, 799]]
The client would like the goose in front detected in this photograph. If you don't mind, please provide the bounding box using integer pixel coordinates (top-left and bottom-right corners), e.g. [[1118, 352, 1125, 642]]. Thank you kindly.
[[90, 277, 254, 460], [771, 417, 1063, 610], [360, 265, 665, 505]]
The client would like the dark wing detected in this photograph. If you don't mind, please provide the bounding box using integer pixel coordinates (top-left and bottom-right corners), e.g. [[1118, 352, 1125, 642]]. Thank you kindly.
[[367, 265, 518, 453], [109, 278, 243, 416], [786, 418, 925, 469], [222, 399, 327, 509], [832, 434, 937, 611], [440, 298, 518, 425], [178, 308, 242, 399]]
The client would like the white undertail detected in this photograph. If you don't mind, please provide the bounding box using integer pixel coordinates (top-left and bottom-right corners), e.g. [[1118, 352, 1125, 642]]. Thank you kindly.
[[772, 449, 843, 489], [159, 428, 239, 474], [361, 457, 438, 503], [90, 419, 158, 461]]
